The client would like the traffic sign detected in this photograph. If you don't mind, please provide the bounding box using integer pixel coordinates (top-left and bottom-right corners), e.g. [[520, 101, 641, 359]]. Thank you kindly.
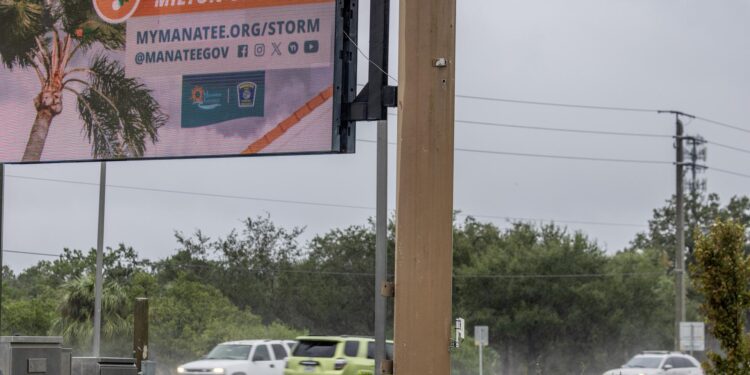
[[475, 326, 489, 346], [679, 322, 705, 351]]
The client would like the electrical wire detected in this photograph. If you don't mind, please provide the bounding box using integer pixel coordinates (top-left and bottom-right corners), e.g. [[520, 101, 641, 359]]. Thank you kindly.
[[709, 167, 750, 179], [455, 94, 660, 113], [455, 147, 672, 165], [342, 31, 398, 84], [384, 113, 750, 156], [4, 174, 647, 228], [5, 174, 374, 211], [466, 213, 646, 228], [695, 116, 750, 135], [2, 249, 59, 257], [357, 139, 672, 165], [454, 94, 750, 134], [455, 119, 673, 139], [707, 141, 750, 156]]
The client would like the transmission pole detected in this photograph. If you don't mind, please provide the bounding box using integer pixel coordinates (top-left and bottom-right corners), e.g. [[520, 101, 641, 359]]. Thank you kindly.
[[659, 110, 695, 351]]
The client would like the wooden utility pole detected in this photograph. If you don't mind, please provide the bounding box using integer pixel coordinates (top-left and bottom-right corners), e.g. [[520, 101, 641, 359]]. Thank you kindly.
[[134, 298, 149, 372], [659, 110, 694, 350], [394, 0, 456, 374]]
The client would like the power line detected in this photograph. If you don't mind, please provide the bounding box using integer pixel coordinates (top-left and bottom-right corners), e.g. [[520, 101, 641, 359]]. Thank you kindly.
[[386, 114, 750, 156], [455, 94, 660, 113], [455, 146, 672, 165], [695, 116, 750, 135], [357, 139, 671, 165], [709, 167, 750, 179], [360, 139, 750, 178], [6, 174, 374, 211], [467, 213, 645, 228], [707, 141, 750, 156], [361, 140, 672, 165], [455, 119, 673, 139], [4, 174, 647, 228], [454, 94, 750, 134], [2, 249, 60, 257]]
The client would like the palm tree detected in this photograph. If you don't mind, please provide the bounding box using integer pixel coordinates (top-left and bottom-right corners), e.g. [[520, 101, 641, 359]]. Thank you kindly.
[[0, 0, 167, 162], [51, 274, 131, 355]]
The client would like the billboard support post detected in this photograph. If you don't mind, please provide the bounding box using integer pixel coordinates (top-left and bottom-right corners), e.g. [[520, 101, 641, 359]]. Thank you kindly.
[[93, 161, 107, 357], [374, 118, 389, 375], [346, 0, 397, 122], [367, 0, 395, 374], [394, 1, 456, 375]]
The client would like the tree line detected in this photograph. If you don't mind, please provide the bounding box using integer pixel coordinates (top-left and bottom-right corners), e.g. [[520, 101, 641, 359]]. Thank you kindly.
[[1, 193, 748, 374]]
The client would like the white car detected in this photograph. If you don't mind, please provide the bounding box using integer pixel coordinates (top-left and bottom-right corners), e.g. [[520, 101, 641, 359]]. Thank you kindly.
[[178, 339, 297, 375], [602, 351, 703, 375]]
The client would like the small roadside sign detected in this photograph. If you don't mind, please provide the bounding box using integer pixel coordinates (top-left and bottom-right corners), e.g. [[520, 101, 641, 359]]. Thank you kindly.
[[475, 326, 489, 347], [679, 322, 705, 351]]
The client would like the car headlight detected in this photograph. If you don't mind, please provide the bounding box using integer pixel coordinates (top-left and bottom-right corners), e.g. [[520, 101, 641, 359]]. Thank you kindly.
[[177, 367, 186, 374], [212, 368, 225, 374]]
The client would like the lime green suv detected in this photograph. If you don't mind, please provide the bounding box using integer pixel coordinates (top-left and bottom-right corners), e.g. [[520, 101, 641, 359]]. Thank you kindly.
[[284, 336, 393, 375]]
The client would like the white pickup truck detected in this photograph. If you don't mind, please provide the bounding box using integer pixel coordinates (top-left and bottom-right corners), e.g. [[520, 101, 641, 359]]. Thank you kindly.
[[178, 340, 296, 375]]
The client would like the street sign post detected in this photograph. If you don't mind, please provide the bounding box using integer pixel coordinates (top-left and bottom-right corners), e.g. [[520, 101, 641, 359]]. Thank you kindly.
[[679, 322, 705, 355], [475, 326, 489, 375]]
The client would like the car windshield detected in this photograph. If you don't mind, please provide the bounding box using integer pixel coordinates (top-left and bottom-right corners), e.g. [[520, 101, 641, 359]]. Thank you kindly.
[[293, 340, 338, 358], [624, 356, 663, 368], [205, 344, 253, 360]]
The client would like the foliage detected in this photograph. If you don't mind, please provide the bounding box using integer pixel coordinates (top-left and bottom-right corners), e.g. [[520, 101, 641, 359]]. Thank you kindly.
[[3, 197, 749, 373], [150, 276, 303, 371], [630, 193, 750, 262], [453, 219, 672, 374], [1, 296, 56, 336], [51, 273, 132, 356], [450, 337, 501, 375], [692, 220, 750, 374]]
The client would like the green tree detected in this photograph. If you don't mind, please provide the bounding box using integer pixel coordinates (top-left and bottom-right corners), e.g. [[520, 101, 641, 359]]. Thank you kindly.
[[154, 215, 306, 325], [287, 222, 384, 335], [0, 0, 166, 161], [453, 218, 674, 374], [692, 220, 750, 374], [150, 276, 302, 372], [630, 193, 750, 261], [51, 274, 132, 356]]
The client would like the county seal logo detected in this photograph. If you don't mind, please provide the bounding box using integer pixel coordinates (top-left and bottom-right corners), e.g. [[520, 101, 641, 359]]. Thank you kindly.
[[237, 82, 257, 108], [93, 0, 141, 23]]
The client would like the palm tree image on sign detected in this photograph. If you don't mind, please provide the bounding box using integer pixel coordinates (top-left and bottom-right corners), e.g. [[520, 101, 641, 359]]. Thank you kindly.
[[0, 0, 165, 162]]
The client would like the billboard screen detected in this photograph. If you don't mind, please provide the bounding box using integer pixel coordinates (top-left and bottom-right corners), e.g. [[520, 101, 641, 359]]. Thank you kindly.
[[0, 0, 354, 163]]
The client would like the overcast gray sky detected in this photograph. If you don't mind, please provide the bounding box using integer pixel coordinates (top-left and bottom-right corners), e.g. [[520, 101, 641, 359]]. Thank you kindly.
[[3, 0, 749, 272]]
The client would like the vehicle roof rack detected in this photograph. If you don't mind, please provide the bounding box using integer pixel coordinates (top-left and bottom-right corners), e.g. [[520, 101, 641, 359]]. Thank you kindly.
[[641, 350, 682, 355]]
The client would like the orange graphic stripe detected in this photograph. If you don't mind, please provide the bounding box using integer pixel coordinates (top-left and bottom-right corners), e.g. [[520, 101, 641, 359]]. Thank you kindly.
[[134, 0, 332, 17], [242, 85, 333, 155]]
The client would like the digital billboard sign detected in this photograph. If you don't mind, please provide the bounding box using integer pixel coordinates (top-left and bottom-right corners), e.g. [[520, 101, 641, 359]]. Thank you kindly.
[[0, 0, 356, 163]]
